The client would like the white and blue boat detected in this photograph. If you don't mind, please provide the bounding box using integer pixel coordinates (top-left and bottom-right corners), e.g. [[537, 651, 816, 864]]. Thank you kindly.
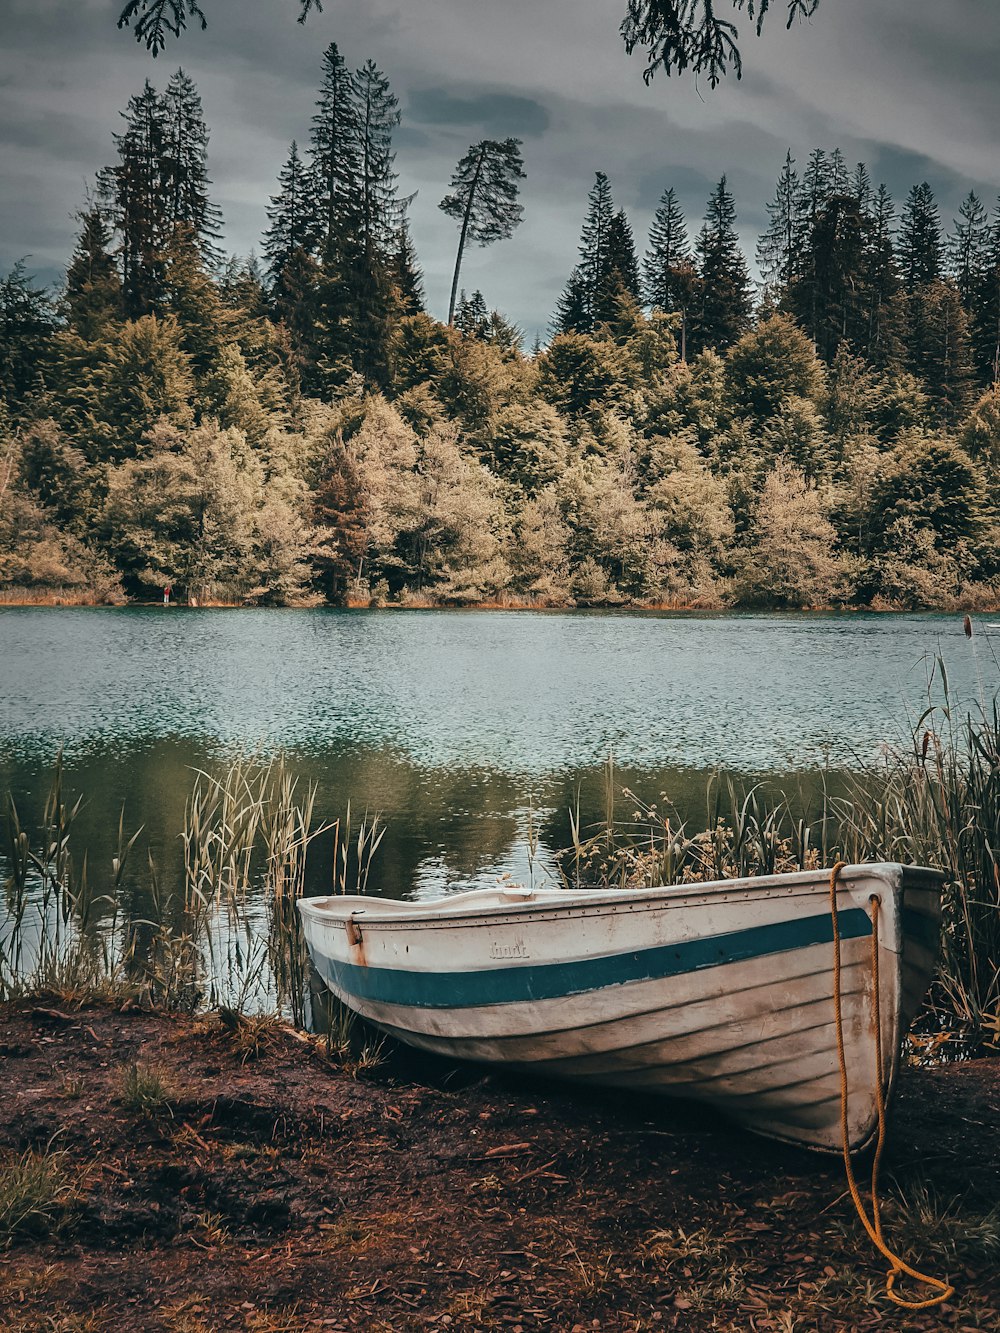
[[298, 863, 942, 1151]]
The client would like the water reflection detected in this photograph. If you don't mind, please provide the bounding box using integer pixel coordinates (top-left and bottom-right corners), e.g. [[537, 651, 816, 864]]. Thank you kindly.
[[1, 607, 993, 908]]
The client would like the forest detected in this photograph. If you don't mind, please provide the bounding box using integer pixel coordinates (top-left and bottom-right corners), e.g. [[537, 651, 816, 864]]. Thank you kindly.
[[2, 44, 1000, 611]]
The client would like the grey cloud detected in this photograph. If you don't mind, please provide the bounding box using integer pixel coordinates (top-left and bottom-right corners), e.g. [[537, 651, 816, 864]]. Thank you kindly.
[[406, 88, 550, 137], [1, 0, 999, 341]]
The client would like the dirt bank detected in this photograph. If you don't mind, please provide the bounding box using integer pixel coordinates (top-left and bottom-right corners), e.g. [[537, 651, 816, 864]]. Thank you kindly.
[[1, 1002, 997, 1332]]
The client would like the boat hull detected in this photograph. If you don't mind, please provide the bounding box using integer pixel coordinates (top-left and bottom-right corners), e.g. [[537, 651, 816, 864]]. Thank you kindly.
[[298, 864, 942, 1151]]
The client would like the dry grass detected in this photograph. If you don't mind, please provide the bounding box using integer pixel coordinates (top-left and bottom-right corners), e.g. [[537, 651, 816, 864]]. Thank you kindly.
[[118, 1061, 174, 1115], [0, 1149, 83, 1247]]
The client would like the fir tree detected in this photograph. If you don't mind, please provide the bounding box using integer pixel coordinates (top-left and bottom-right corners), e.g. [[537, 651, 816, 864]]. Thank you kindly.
[[0, 262, 56, 409], [309, 42, 361, 265], [349, 58, 402, 383], [102, 79, 170, 316], [691, 176, 751, 353], [556, 174, 638, 334], [973, 199, 1000, 384], [757, 151, 799, 293], [948, 191, 989, 306], [161, 68, 222, 258], [898, 183, 944, 291], [595, 208, 641, 325], [439, 138, 525, 325], [65, 206, 123, 337], [455, 289, 489, 339], [263, 141, 320, 278], [643, 186, 693, 310], [862, 184, 902, 366], [390, 215, 425, 315], [905, 278, 976, 424]]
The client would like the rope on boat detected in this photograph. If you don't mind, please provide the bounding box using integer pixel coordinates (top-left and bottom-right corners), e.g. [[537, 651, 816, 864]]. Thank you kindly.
[[829, 860, 954, 1311]]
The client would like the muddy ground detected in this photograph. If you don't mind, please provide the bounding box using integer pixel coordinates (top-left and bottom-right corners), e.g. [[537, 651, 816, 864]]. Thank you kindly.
[[0, 1002, 997, 1332]]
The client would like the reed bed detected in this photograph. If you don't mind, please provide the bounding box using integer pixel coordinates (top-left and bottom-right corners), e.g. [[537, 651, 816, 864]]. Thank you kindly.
[[3, 677, 999, 1052], [1, 755, 380, 1038], [566, 679, 1000, 1051]]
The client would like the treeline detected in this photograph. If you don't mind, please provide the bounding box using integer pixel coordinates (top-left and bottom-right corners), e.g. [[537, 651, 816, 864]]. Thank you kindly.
[[1, 49, 1000, 610]]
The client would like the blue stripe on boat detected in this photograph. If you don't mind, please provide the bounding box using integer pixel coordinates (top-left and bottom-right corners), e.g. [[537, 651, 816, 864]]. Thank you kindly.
[[310, 908, 874, 1010]]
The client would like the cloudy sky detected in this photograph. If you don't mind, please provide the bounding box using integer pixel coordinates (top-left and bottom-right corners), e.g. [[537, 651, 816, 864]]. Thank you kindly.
[[1, 0, 998, 340]]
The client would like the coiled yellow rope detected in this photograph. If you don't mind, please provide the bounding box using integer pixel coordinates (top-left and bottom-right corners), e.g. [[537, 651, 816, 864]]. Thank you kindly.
[[828, 861, 954, 1310]]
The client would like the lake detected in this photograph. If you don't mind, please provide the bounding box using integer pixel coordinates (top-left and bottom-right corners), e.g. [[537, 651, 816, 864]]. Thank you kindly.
[[0, 608, 996, 904]]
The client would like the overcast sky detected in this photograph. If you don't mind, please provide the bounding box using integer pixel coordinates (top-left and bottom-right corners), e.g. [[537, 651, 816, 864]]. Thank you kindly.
[[1, 0, 998, 340]]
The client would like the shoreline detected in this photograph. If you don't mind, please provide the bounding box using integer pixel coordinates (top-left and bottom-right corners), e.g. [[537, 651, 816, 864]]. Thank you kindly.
[[3, 597, 1000, 615], [2, 1001, 998, 1331]]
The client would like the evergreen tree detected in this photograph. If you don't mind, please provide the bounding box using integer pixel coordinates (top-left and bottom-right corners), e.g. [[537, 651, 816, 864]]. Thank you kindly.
[[0, 263, 56, 409], [348, 58, 402, 383], [972, 199, 1000, 383], [851, 163, 873, 212], [389, 215, 425, 316], [862, 184, 902, 366], [898, 183, 944, 291], [102, 79, 170, 316], [556, 176, 639, 333], [690, 177, 751, 353], [948, 190, 989, 306], [595, 208, 641, 325], [455, 290, 489, 339], [263, 141, 320, 278], [440, 138, 525, 325], [64, 207, 122, 337], [828, 148, 850, 196], [643, 187, 693, 307], [309, 42, 361, 265], [552, 269, 589, 337], [161, 68, 222, 258], [556, 174, 614, 334], [99, 72, 219, 318], [905, 279, 976, 424], [757, 151, 799, 293], [787, 186, 868, 360]]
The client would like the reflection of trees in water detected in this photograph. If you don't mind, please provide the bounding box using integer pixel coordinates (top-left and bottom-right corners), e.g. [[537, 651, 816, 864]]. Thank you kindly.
[[3, 742, 840, 915]]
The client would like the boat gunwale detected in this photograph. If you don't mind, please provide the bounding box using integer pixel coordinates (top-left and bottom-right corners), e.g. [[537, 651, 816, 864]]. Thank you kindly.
[[297, 862, 944, 932]]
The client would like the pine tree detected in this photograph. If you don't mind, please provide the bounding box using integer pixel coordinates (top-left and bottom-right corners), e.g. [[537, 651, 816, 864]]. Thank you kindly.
[[64, 206, 122, 337], [757, 151, 799, 294], [643, 186, 693, 308], [99, 72, 220, 318], [389, 215, 424, 315], [828, 148, 850, 196], [555, 174, 638, 334], [851, 163, 873, 212], [102, 79, 170, 316], [787, 187, 868, 361], [349, 58, 402, 383], [263, 141, 320, 278], [948, 191, 989, 306], [862, 184, 902, 366], [552, 269, 589, 337], [0, 263, 56, 409], [575, 172, 615, 324], [905, 278, 976, 424], [898, 183, 944, 291], [161, 69, 222, 258], [972, 198, 1000, 384], [440, 138, 525, 325], [455, 289, 489, 338], [690, 177, 751, 353], [594, 208, 641, 325], [309, 42, 361, 266]]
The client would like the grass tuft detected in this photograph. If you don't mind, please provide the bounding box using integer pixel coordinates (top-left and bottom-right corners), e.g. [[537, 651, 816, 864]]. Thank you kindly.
[[0, 1148, 81, 1246], [119, 1061, 173, 1115]]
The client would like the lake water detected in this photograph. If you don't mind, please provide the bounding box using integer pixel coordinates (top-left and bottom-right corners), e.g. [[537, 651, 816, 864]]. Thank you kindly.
[[1, 608, 997, 903]]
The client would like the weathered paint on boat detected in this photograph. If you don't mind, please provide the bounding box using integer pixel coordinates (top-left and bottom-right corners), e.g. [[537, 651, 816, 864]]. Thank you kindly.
[[298, 863, 943, 1151]]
